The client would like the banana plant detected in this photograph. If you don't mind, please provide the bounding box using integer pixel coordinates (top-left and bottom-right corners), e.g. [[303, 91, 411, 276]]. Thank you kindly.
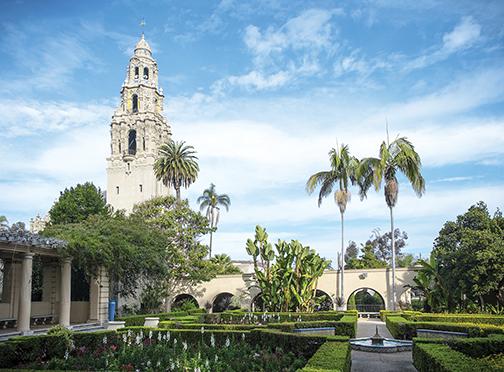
[[246, 225, 330, 312]]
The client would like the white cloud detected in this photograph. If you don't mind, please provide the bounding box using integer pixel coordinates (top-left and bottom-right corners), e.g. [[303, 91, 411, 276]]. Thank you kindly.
[[405, 16, 482, 71], [0, 99, 113, 137], [227, 70, 291, 90], [442, 16, 481, 52]]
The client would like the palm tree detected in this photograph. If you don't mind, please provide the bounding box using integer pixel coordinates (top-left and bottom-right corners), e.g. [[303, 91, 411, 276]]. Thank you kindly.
[[154, 140, 199, 202], [197, 183, 230, 258], [358, 135, 425, 309], [306, 144, 359, 306], [211, 253, 241, 274]]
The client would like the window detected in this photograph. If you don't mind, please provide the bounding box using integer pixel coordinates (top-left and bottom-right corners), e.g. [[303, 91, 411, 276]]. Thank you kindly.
[[132, 94, 138, 113], [118, 141, 122, 153], [144, 67, 149, 80], [134, 66, 139, 79], [143, 137, 146, 151], [128, 130, 137, 155], [139, 184, 143, 192], [116, 186, 119, 194]]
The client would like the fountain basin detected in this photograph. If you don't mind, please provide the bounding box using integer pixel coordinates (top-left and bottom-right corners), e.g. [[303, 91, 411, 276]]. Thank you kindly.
[[349, 337, 413, 353]]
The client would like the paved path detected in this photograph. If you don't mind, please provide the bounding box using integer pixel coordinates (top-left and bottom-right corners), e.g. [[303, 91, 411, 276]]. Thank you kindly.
[[351, 318, 417, 372]]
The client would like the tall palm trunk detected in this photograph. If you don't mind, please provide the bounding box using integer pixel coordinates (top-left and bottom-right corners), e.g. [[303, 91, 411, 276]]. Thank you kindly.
[[340, 211, 345, 306], [175, 184, 181, 201], [209, 231, 213, 259], [390, 206, 397, 310]]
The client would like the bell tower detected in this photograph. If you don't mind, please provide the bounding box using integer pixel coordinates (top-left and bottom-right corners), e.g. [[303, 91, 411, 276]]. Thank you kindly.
[[106, 34, 171, 212]]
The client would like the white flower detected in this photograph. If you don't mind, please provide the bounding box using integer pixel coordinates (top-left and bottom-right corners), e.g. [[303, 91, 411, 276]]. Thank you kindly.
[[170, 362, 175, 370], [167, 331, 171, 342], [225, 337, 230, 348], [147, 360, 151, 367], [215, 355, 218, 362], [149, 330, 153, 339], [194, 368, 201, 372], [174, 338, 177, 346], [201, 326, 204, 334], [127, 330, 132, 337], [102, 336, 107, 345], [64, 350, 69, 360], [205, 359, 210, 368], [210, 334, 215, 348], [139, 330, 144, 339], [135, 335, 141, 345], [182, 341, 188, 351], [157, 332, 162, 342], [156, 360, 161, 367], [242, 333, 245, 341], [122, 334, 127, 343]]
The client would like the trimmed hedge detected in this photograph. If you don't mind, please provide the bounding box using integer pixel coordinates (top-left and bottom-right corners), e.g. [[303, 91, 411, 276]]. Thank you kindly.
[[410, 314, 504, 326], [386, 315, 504, 339], [267, 316, 357, 337], [216, 310, 345, 324], [300, 341, 351, 372], [412, 341, 502, 372], [116, 310, 192, 326], [448, 334, 504, 358], [159, 321, 266, 331]]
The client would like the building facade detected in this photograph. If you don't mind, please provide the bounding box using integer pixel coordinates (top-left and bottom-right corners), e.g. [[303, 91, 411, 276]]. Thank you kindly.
[[106, 35, 171, 212]]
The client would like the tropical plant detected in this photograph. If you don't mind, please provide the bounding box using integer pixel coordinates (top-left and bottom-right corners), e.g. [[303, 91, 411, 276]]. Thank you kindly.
[[306, 143, 359, 304], [246, 225, 330, 312], [404, 257, 449, 312], [358, 134, 425, 309], [197, 183, 231, 258], [211, 253, 241, 275], [154, 140, 199, 201]]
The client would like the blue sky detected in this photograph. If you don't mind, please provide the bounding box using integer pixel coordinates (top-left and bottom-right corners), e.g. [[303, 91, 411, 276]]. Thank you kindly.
[[1, 0, 503, 263]]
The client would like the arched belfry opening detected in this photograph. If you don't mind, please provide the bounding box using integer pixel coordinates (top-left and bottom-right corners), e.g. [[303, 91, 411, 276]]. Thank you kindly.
[[128, 130, 137, 155], [143, 67, 149, 80], [134, 66, 139, 79], [132, 94, 138, 113]]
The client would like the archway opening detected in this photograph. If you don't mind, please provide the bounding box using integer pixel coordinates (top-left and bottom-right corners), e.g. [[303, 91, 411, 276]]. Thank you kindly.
[[251, 293, 264, 312], [315, 289, 333, 311], [132, 94, 138, 113], [212, 292, 239, 313], [347, 288, 385, 312], [172, 294, 199, 311]]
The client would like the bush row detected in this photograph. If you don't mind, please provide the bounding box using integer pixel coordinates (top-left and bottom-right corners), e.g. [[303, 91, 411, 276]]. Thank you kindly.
[[386, 315, 504, 339], [206, 310, 354, 324], [412, 340, 503, 372], [116, 311, 202, 326], [300, 341, 351, 372], [159, 321, 266, 331], [408, 313, 504, 326], [266, 315, 357, 337]]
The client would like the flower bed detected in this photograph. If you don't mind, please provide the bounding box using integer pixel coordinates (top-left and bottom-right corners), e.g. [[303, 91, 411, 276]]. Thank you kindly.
[[412, 335, 504, 372], [0, 327, 352, 371]]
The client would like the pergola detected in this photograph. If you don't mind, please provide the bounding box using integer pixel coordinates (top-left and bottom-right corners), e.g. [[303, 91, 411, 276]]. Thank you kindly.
[[0, 228, 73, 334]]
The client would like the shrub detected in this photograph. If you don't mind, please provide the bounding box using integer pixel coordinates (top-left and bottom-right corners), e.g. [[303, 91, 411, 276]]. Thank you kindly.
[[116, 310, 191, 326], [300, 341, 351, 372], [411, 314, 504, 326], [386, 315, 504, 339], [159, 322, 265, 331], [267, 317, 356, 337], [448, 334, 504, 358], [412, 341, 497, 372]]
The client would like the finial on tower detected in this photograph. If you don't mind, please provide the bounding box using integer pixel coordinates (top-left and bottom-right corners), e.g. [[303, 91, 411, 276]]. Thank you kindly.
[[140, 18, 146, 37]]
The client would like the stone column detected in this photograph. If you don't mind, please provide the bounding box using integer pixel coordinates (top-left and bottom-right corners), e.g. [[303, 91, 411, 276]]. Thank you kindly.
[[59, 258, 72, 327], [17, 252, 33, 334]]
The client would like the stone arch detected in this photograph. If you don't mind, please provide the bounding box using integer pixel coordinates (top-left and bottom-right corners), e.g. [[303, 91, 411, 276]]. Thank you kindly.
[[171, 294, 199, 310], [134, 66, 139, 78], [212, 292, 239, 313], [143, 67, 149, 79], [347, 287, 385, 312], [315, 289, 334, 311]]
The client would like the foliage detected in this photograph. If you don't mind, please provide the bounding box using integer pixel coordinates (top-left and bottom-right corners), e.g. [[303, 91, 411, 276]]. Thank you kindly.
[[0, 215, 8, 229], [140, 283, 165, 313], [116, 311, 197, 327], [172, 298, 200, 312], [413, 340, 504, 372], [197, 183, 231, 258], [345, 228, 413, 269], [43, 213, 167, 297], [404, 256, 449, 312], [48, 182, 109, 224], [385, 315, 504, 340], [131, 196, 217, 310], [300, 341, 351, 372], [210, 253, 241, 275], [432, 202, 504, 310], [246, 225, 330, 312], [154, 140, 199, 201]]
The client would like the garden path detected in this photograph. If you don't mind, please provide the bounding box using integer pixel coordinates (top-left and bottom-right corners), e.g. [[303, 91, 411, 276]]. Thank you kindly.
[[351, 318, 417, 372]]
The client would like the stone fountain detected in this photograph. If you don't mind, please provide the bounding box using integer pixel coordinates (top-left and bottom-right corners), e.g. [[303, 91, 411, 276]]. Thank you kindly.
[[349, 325, 413, 353]]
